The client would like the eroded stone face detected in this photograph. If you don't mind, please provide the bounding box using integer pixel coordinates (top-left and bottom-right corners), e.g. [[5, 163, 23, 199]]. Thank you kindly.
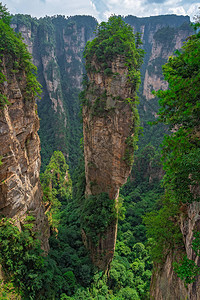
[[0, 56, 49, 252], [143, 30, 192, 101], [150, 201, 200, 300], [150, 177, 200, 300], [82, 57, 137, 269]]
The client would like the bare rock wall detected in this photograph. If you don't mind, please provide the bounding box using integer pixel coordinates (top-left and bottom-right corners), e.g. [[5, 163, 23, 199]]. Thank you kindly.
[[0, 56, 49, 252]]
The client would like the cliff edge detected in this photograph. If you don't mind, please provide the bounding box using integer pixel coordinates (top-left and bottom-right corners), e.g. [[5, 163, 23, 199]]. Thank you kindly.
[[144, 23, 200, 300], [0, 9, 49, 252]]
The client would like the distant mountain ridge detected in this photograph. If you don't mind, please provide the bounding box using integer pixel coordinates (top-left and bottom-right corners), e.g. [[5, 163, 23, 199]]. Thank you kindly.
[[11, 14, 193, 170]]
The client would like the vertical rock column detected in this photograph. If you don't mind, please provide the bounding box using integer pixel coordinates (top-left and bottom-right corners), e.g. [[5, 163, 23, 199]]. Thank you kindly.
[[82, 55, 138, 269], [0, 55, 50, 252]]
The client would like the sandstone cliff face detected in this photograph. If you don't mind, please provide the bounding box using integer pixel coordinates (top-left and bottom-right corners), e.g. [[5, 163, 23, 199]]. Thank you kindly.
[[11, 24, 34, 55], [143, 27, 192, 100], [151, 202, 200, 300], [11, 16, 97, 169], [11, 15, 191, 169], [150, 251, 187, 300], [0, 56, 49, 252], [124, 16, 192, 101], [82, 56, 137, 269]]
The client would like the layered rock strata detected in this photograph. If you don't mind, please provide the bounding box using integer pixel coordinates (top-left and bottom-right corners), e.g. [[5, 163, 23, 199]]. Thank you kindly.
[[0, 56, 49, 252], [82, 56, 137, 270]]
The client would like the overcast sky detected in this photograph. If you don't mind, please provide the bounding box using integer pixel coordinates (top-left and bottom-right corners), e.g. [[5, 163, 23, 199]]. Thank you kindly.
[[2, 0, 200, 22]]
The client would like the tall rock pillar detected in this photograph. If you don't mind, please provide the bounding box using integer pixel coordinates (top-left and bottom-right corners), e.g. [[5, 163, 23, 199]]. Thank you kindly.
[[81, 16, 143, 270]]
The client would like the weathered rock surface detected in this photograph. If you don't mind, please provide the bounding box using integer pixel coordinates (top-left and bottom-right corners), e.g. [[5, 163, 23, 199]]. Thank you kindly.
[[82, 56, 136, 269], [150, 251, 187, 300], [124, 15, 193, 102], [11, 15, 192, 167], [11, 16, 97, 169], [143, 28, 192, 100], [151, 202, 200, 300], [0, 56, 49, 252]]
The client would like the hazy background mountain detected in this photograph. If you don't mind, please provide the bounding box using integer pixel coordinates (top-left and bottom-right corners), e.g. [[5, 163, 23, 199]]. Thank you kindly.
[[11, 14, 193, 171]]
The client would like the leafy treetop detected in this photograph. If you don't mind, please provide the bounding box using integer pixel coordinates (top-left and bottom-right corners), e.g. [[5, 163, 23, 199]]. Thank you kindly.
[[0, 2, 11, 25], [84, 15, 144, 90], [40, 151, 72, 229]]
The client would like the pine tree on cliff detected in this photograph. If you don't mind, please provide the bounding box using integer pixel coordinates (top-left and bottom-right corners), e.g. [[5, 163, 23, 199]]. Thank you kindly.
[[81, 15, 144, 270]]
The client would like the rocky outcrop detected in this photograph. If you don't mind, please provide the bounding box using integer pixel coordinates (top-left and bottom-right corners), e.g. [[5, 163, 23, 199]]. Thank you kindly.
[[0, 55, 49, 252], [83, 56, 136, 199], [11, 15, 98, 169], [82, 54, 138, 269], [150, 251, 187, 300], [11, 15, 192, 169], [148, 26, 200, 298], [124, 15, 192, 101], [181, 202, 200, 299], [143, 27, 192, 100], [151, 202, 200, 300]]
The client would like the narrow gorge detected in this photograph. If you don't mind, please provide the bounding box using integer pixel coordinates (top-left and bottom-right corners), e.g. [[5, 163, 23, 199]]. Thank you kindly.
[[10, 14, 192, 170], [0, 4, 199, 299]]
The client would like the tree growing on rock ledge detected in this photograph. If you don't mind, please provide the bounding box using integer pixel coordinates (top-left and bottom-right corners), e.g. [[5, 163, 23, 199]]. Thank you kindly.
[[144, 22, 200, 300], [81, 15, 144, 270]]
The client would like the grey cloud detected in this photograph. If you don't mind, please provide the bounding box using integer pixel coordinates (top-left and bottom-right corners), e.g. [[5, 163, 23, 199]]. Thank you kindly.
[[2, 0, 198, 22]]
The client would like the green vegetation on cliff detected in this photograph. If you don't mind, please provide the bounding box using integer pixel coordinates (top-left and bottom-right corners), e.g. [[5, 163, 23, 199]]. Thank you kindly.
[[81, 192, 117, 244], [144, 22, 200, 281], [81, 16, 144, 168], [0, 4, 41, 108], [1, 4, 196, 298], [80, 17, 145, 272], [40, 151, 72, 229], [84, 15, 144, 93], [0, 216, 46, 299]]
